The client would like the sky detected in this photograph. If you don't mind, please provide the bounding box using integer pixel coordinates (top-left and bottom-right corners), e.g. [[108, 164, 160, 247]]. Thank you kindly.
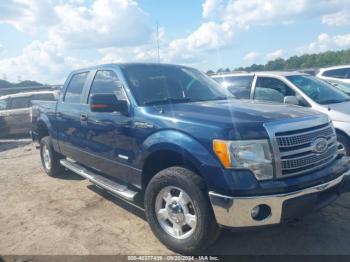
[[0, 0, 349, 84]]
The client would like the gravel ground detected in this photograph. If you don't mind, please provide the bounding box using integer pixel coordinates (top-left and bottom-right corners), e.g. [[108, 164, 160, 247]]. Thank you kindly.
[[1, 139, 350, 255]]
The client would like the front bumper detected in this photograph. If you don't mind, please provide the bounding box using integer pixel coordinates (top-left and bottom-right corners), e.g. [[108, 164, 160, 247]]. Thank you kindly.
[[209, 170, 350, 228]]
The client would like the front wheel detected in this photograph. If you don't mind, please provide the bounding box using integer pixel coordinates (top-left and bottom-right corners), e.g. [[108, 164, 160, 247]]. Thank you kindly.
[[144, 167, 220, 254]]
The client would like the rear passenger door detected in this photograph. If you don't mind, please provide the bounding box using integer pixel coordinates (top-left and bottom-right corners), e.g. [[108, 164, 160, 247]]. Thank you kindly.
[[253, 77, 296, 104], [56, 71, 91, 162]]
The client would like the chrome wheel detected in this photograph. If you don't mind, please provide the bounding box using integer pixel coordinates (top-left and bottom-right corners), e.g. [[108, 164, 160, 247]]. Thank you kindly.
[[42, 144, 51, 170], [338, 141, 347, 156], [155, 186, 197, 239]]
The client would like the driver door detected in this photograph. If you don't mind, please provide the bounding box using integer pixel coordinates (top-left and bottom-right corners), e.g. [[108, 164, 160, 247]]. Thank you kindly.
[[80, 70, 137, 185]]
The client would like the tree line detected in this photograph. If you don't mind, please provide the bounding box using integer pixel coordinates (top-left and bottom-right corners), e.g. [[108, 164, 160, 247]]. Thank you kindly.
[[0, 79, 43, 89], [207, 49, 350, 75]]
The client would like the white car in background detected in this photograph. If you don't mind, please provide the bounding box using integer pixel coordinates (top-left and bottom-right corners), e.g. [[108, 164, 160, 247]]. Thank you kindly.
[[212, 72, 350, 155], [317, 65, 350, 84]]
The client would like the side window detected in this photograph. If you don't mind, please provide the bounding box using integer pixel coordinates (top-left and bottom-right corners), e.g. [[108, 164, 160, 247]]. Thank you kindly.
[[323, 68, 350, 79], [88, 70, 126, 103], [10, 97, 31, 109], [0, 98, 8, 111], [33, 93, 55, 101], [254, 77, 295, 103], [224, 76, 253, 99], [64, 72, 89, 103]]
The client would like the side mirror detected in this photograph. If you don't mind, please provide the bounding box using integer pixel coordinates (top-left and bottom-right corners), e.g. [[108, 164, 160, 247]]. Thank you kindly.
[[284, 96, 299, 106], [90, 94, 129, 115]]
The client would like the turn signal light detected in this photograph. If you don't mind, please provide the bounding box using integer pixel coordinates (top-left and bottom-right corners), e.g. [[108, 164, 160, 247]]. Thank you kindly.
[[213, 140, 231, 168]]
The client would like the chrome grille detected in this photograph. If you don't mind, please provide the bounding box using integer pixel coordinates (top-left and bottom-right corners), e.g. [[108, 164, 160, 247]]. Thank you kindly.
[[281, 145, 337, 170], [277, 125, 334, 148], [264, 117, 338, 179], [276, 122, 337, 177]]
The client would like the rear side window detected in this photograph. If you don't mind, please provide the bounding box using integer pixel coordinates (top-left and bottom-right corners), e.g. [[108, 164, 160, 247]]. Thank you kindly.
[[216, 76, 253, 99], [88, 70, 126, 103], [33, 93, 55, 101], [10, 97, 31, 109], [64, 72, 89, 103], [322, 68, 350, 79]]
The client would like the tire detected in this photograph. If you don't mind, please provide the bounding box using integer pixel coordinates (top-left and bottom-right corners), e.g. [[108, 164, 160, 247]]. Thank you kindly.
[[337, 133, 350, 156], [40, 136, 65, 177], [144, 167, 220, 254]]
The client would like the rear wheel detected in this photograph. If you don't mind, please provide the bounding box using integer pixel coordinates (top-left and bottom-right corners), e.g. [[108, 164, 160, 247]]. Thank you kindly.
[[337, 133, 350, 156], [144, 167, 220, 254], [40, 136, 65, 177]]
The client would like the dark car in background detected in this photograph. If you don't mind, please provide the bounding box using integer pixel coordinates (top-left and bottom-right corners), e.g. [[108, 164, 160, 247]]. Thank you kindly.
[[0, 91, 58, 137]]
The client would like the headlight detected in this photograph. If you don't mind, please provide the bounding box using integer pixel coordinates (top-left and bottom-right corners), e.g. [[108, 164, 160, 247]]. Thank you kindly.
[[213, 139, 274, 180]]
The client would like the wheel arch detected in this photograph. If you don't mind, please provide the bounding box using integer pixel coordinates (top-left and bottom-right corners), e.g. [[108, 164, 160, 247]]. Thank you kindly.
[[139, 130, 223, 190], [37, 120, 50, 142], [142, 148, 202, 189], [335, 128, 350, 140]]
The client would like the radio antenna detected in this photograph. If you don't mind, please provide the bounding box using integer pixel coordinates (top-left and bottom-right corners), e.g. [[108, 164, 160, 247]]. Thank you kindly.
[[156, 21, 160, 63]]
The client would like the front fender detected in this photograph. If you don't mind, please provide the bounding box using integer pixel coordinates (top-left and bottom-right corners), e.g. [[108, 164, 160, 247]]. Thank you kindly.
[[138, 130, 235, 193]]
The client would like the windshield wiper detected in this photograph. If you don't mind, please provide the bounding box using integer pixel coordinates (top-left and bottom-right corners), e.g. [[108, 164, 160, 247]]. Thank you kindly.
[[195, 96, 233, 102], [212, 95, 230, 100], [143, 97, 192, 106]]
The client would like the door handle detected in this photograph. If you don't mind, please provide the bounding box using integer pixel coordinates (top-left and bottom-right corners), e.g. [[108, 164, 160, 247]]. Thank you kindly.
[[80, 114, 88, 122], [57, 112, 63, 118]]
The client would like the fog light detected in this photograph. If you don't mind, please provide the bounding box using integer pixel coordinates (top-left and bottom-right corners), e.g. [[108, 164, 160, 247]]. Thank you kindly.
[[251, 204, 271, 221]]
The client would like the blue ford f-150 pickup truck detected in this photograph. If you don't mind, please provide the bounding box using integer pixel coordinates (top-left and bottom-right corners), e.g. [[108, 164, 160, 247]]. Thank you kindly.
[[31, 63, 350, 253]]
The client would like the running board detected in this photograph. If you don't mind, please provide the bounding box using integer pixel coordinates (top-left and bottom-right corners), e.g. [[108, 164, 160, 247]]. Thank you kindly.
[[60, 159, 138, 201]]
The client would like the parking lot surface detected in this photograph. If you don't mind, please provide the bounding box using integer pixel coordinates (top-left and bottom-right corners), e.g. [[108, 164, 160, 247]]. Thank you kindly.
[[1, 139, 350, 255]]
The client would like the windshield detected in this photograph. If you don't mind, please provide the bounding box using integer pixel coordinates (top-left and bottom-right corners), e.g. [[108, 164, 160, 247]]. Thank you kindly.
[[286, 75, 350, 104], [121, 64, 232, 106], [0, 98, 8, 111]]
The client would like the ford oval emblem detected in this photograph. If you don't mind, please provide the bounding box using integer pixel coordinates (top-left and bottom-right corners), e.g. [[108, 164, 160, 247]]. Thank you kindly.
[[312, 137, 328, 154]]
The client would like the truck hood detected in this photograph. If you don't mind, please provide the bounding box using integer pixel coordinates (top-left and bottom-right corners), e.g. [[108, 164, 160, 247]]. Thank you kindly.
[[144, 99, 323, 140], [326, 101, 350, 122]]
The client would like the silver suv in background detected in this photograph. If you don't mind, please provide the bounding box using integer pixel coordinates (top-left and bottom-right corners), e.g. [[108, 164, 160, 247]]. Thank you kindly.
[[212, 72, 350, 155], [317, 65, 350, 84], [0, 91, 58, 137]]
